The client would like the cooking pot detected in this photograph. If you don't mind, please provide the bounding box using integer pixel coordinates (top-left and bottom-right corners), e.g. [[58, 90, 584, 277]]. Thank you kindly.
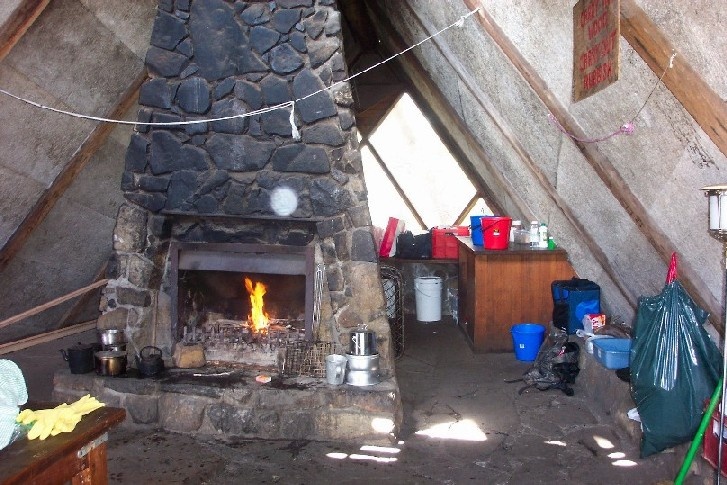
[[98, 329, 125, 346], [60, 342, 97, 374], [349, 328, 377, 356], [136, 346, 164, 377], [94, 350, 127, 376], [104, 343, 126, 353]]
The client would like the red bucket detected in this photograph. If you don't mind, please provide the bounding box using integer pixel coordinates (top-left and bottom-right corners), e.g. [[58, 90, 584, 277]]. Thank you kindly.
[[480, 216, 512, 250]]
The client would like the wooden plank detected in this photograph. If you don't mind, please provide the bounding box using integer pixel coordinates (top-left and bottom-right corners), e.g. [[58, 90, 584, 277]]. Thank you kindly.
[[0, 71, 146, 273], [620, 0, 727, 159], [460, 0, 721, 326], [56, 261, 108, 330], [0, 320, 97, 355], [0, 279, 108, 331], [0, 0, 50, 63]]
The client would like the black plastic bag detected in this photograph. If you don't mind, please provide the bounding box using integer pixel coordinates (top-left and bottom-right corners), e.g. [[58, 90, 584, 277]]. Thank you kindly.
[[630, 280, 722, 457], [395, 231, 431, 259]]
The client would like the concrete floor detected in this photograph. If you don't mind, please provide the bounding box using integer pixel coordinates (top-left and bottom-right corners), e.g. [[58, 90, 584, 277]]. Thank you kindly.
[[3, 318, 706, 484]]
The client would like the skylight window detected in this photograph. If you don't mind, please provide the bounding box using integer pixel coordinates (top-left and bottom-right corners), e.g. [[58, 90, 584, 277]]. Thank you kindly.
[[360, 93, 487, 232]]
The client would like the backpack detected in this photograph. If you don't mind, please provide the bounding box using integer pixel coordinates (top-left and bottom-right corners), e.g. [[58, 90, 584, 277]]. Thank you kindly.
[[509, 331, 581, 396]]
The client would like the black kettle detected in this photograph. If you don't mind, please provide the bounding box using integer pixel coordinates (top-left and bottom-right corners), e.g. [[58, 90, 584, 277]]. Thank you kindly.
[[60, 342, 97, 374], [136, 346, 164, 377]]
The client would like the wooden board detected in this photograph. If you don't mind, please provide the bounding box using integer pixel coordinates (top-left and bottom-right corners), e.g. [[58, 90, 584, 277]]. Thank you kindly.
[[573, 0, 620, 101]]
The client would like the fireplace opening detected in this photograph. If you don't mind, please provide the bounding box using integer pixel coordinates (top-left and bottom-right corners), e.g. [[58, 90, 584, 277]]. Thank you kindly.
[[170, 242, 314, 366]]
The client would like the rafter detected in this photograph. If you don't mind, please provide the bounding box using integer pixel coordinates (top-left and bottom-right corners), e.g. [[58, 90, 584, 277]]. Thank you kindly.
[[0, 0, 50, 63]]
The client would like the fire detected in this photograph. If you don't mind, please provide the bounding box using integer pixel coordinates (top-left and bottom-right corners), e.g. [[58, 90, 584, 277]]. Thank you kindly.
[[244, 277, 270, 333]]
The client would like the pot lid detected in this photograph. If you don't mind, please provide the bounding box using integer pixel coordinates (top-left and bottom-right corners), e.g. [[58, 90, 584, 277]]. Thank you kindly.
[[68, 342, 96, 351]]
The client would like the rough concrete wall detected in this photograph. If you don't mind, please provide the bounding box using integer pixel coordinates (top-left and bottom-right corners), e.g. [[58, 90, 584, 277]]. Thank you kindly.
[[380, 0, 727, 325], [0, 0, 156, 343]]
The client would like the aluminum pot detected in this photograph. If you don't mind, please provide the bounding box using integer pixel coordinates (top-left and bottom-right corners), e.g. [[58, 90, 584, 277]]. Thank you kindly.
[[98, 329, 125, 346], [345, 353, 379, 372], [94, 350, 127, 376], [346, 369, 380, 386], [349, 329, 377, 356]]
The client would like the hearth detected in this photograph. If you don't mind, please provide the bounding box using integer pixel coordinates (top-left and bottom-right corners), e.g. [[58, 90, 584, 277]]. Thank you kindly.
[[170, 242, 314, 366]]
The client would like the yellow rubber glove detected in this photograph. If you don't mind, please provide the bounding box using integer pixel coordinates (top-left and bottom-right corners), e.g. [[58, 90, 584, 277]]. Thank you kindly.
[[16, 395, 104, 440]]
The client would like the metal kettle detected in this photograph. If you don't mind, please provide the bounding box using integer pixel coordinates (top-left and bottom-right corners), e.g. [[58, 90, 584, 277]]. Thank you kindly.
[[349, 327, 377, 356]]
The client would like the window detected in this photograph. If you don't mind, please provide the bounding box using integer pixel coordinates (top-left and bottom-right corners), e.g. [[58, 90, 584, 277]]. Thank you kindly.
[[360, 93, 491, 232]]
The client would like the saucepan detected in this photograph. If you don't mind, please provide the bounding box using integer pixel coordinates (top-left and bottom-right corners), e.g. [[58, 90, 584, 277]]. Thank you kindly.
[[94, 350, 127, 376]]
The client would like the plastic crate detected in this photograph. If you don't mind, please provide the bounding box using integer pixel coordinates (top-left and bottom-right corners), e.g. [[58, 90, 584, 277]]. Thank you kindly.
[[592, 338, 630, 369], [431, 226, 469, 259]]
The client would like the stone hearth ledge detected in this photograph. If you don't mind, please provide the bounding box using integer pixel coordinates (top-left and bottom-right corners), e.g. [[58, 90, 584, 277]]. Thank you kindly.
[[52, 367, 402, 443]]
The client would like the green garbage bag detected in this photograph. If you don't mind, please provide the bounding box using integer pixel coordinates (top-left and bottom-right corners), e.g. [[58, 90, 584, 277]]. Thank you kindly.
[[631, 280, 722, 457]]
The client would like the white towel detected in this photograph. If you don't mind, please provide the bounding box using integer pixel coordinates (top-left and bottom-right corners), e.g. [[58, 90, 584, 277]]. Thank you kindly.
[[0, 360, 28, 450]]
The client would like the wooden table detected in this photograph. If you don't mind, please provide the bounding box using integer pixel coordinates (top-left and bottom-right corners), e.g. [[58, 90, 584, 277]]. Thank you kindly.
[[0, 404, 126, 485], [457, 237, 576, 352]]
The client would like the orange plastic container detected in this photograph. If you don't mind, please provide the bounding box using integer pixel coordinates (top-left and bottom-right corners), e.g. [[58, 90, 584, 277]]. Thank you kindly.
[[431, 226, 469, 259]]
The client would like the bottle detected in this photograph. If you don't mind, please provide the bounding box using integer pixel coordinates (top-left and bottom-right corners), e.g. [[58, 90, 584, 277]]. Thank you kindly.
[[548, 236, 556, 250], [529, 221, 539, 248], [510, 220, 521, 243], [538, 223, 548, 248]]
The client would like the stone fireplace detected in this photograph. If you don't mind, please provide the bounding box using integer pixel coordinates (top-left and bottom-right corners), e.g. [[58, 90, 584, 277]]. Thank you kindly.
[[57, 0, 402, 442]]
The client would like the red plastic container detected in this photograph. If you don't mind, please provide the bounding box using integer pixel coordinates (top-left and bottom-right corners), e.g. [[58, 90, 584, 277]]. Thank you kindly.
[[480, 216, 512, 250], [431, 226, 469, 259], [703, 405, 727, 477]]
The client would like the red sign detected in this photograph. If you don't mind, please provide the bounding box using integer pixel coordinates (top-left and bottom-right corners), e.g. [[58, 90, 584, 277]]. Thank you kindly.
[[573, 0, 620, 101]]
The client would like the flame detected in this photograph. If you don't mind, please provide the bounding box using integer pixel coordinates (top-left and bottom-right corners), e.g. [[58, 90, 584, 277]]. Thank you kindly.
[[244, 277, 270, 333]]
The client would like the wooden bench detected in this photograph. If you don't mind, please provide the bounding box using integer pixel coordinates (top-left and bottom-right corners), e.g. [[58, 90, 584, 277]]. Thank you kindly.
[[0, 404, 126, 485]]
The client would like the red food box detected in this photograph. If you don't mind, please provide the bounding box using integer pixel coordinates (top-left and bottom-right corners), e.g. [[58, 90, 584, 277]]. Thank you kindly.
[[431, 226, 469, 259], [703, 404, 727, 477]]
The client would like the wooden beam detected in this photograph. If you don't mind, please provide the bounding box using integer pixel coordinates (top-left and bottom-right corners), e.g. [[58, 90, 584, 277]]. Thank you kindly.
[[0, 320, 96, 355], [620, 0, 727, 159], [0, 70, 146, 272], [0, 0, 50, 63], [461, 0, 720, 324], [56, 260, 108, 330], [0, 279, 108, 331]]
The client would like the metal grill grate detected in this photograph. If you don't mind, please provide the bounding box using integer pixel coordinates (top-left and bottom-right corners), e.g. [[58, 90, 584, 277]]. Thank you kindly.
[[280, 341, 340, 377], [380, 265, 404, 359]]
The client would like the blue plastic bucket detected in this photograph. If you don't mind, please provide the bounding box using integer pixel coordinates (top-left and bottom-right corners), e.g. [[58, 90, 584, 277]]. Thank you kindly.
[[470, 215, 484, 245], [511, 324, 546, 361]]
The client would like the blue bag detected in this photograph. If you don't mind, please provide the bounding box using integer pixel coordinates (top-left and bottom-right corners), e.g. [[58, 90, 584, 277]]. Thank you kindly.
[[551, 278, 601, 334]]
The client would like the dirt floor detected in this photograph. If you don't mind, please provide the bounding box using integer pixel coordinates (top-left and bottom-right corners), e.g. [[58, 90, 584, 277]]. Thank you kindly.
[[6, 318, 707, 484]]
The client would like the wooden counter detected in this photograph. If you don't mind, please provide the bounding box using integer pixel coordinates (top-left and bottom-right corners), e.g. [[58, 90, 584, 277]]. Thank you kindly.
[[0, 404, 126, 485], [457, 237, 576, 352]]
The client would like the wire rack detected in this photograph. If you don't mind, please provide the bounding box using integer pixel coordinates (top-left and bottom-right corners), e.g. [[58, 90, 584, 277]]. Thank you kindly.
[[380, 264, 404, 359], [280, 340, 339, 377]]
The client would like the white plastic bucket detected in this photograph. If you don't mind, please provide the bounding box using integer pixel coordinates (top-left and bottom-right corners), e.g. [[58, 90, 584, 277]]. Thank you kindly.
[[414, 277, 442, 322]]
